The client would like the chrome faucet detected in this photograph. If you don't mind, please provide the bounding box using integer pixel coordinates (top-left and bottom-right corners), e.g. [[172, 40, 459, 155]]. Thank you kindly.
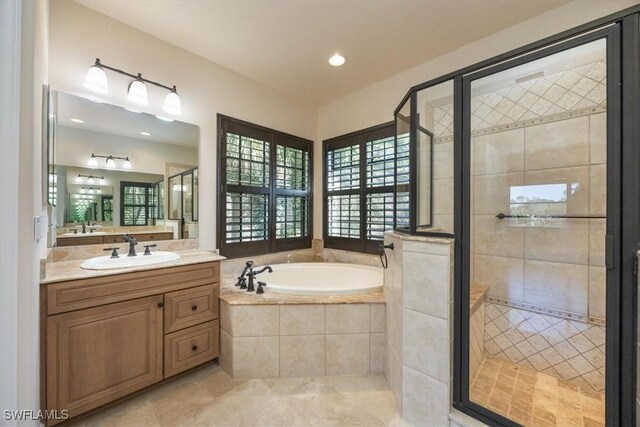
[[246, 265, 272, 292], [82, 222, 86, 234], [123, 234, 138, 257]]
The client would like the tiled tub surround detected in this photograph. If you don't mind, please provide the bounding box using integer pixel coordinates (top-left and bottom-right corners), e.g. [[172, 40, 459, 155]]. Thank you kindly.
[[219, 301, 386, 379], [382, 232, 456, 426]]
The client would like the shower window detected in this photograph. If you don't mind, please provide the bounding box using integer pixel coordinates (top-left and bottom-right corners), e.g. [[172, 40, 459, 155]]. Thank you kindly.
[[218, 115, 312, 258], [323, 122, 408, 253]]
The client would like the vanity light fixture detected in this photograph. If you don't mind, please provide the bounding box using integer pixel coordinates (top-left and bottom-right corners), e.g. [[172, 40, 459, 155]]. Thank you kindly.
[[329, 53, 346, 67], [88, 153, 132, 169], [83, 58, 182, 115], [76, 174, 105, 184], [127, 74, 149, 106]]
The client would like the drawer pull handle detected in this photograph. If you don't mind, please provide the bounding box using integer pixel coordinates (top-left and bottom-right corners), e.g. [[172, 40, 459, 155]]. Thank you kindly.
[[157, 302, 164, 308], [191, 304, 198, 311], [192, 345, 198, 351]]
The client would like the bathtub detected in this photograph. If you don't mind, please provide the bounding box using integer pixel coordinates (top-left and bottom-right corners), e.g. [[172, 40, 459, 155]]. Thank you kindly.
[[258, 262, 383, 296]]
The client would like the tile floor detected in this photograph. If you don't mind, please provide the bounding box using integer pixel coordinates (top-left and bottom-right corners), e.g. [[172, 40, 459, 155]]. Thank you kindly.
[[470, 356, 605, 427], [68, 363, 413, 427]]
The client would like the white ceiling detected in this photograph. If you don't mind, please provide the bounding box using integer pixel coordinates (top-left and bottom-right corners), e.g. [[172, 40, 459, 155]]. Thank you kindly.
[[56, 91, 199, 147], [75, 0, 570, 106]]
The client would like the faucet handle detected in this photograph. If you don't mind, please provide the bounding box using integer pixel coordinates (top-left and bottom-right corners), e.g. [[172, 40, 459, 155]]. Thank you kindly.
[[143, 244, 157, 255], [256, 281, 267, 294], [103, 247, 120, 258]]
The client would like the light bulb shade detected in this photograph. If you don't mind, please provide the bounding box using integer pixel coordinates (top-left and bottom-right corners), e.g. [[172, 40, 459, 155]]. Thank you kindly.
[[106, 157, 116, 168], [127, 79, 148, 106], [87, 154, 98, 167], [88, 188, 94, 194], [97, 189, 102, 194], [163, 90, 182, 115], [99, 178, 106, 185], [87, 176, 95, 184], [122, 158, 132, 169], [80, 189, 85, 193], [75, 176, 83, 184], [84, 65, 109, 94]]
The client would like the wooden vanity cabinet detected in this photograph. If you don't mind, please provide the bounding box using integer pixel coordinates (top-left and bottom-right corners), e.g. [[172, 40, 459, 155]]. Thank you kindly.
[[42, 261, 220, 425]]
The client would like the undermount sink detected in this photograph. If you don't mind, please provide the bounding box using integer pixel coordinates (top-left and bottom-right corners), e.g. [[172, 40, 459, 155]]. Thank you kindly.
[[80, 251, 181, 270], [63, 231, 107, 236]]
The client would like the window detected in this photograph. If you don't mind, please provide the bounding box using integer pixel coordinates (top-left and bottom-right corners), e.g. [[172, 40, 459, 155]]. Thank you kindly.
[[120, 181, 156, 226], [218, 115, 312, 258], [324, 123, 409, 253], [101, 196, 113, 222]]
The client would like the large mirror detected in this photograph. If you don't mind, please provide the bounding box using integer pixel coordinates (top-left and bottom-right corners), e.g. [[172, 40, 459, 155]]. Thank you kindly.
[[47, 92, 199, 247]]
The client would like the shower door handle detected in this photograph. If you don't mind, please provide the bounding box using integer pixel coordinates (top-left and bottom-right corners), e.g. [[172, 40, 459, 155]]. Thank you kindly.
[[605, 235, 615, 270]]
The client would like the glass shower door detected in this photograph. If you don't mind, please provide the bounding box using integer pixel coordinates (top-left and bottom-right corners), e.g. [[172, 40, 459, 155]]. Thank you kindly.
[[464, 35, 612, 426]]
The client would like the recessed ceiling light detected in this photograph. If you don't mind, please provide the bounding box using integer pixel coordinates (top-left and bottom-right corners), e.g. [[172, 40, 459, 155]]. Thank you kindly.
[[329, 53, 346, 67], [140, 131, 152, 136], [70, 118, 84, 123], [155, 115, 174, 122]]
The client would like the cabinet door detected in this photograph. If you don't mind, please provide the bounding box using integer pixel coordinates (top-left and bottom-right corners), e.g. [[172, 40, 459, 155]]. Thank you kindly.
[[46, 295, 163, 421]]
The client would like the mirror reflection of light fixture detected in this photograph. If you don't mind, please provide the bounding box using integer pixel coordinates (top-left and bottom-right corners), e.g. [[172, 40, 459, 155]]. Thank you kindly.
[[83, 59, 109, 94], [76, 174, 104, 184], [82, 58, 182, 115], [88, 153, 133, 169], [105, 156, 116, 168], [87, 154, 98, 167], [127, 74, 149, 106], [122, 157, 132, 169]]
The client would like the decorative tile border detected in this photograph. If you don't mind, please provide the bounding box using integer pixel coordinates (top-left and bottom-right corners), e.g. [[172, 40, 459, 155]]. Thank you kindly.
[[485, 296, 605, 327], [484, 301, 605, 392]]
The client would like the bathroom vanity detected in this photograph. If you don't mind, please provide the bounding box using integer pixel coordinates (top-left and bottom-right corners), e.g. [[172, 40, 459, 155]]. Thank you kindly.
[[40, 251, 223, 425]]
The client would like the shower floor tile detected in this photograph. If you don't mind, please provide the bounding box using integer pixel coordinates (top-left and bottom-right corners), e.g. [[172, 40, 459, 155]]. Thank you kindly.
[[471, 355, 605, 427]]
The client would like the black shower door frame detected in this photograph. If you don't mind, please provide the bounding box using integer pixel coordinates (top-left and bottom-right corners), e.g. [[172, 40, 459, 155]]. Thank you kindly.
[[448, 9, 640, 427]]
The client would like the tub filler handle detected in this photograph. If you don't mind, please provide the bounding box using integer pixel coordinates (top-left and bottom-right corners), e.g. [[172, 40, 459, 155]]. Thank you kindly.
[[379, 243, 394, 269]]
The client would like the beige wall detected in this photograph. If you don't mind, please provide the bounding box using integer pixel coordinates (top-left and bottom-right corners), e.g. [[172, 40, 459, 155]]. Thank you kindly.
[[48, 0, 318, 250], [57, 126, 197, 176], [314, 0, 637, 239]]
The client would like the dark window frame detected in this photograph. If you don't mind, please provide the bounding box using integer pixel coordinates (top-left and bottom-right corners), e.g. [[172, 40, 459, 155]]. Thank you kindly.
[[217, 114, 313, 258], [323, 122, 406, 254], [119, 181, 154, 226]]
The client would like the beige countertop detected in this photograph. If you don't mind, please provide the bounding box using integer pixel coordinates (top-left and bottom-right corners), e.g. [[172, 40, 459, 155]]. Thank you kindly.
[[41, 249, 225, 284]]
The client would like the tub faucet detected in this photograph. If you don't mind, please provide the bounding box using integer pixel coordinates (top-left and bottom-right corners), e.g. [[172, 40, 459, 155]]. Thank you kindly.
[[123, 234, 138, 257], [246, 266, 272, 292], [235, 260, 253, 289]]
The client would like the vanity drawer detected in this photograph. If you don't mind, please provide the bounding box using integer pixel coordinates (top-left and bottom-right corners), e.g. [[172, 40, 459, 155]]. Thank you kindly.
[[135, 232, 174, 242], [47, 262, 220, 314], [57, 236, 103, 246], [164, 284, 219, 333], [164, 320, 219, 377], [102, 235, 125, 244]]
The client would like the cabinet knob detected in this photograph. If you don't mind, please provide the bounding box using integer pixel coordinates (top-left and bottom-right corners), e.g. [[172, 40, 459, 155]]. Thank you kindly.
[[157, 302, 164, 308], [192, 345, 198, 351], [191, 304, 198, 311]]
